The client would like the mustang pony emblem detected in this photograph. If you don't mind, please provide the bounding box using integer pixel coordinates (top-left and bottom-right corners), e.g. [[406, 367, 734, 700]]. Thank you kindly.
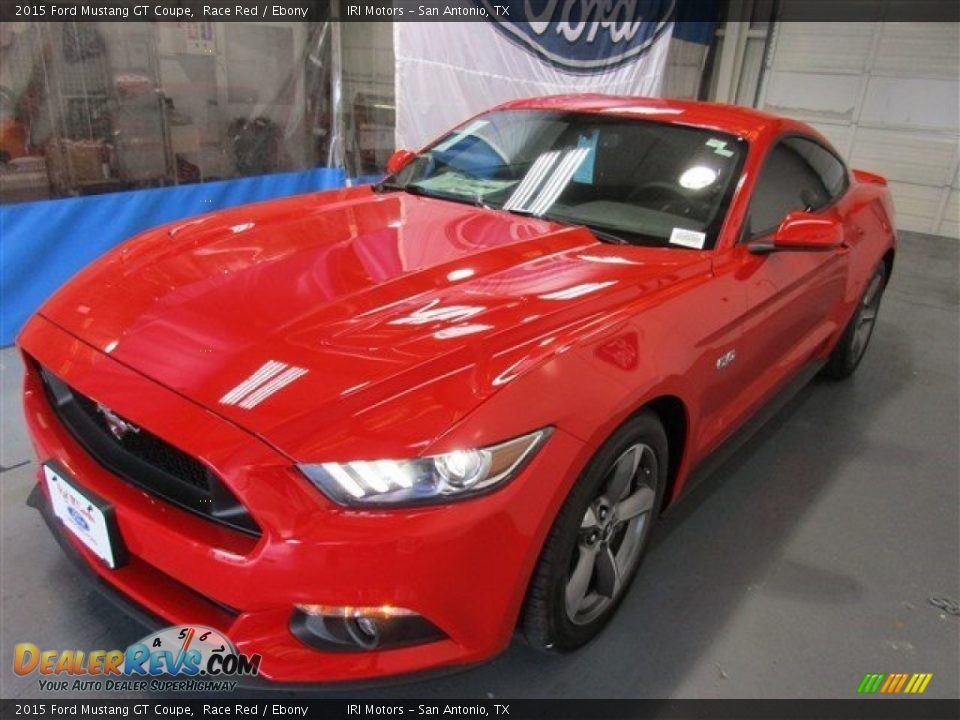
[[96, 403, 140, 440]]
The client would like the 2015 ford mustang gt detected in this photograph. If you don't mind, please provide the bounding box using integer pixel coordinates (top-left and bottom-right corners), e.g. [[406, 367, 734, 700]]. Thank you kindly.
[[18, 96, 896, 684]]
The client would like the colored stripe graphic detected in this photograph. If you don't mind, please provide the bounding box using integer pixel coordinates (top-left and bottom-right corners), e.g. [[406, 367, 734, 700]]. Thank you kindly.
[[858, 672, 932, 694], [856, 674, 872, 693], [911, 673, 933, 694], [857, 673, 885, 693], [888, 673, 908, 693]]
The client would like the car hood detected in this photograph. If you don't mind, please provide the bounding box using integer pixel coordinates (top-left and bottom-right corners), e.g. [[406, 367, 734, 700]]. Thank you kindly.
[[39, 187, 707, 460]]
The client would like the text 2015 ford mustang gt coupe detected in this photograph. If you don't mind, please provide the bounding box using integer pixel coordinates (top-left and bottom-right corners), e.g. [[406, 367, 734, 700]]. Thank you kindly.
[[18, 96, 896, 684]]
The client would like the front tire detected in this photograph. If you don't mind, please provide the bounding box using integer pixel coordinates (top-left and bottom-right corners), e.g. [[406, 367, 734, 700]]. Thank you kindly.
[[821, 262, 887, 380], [521, 411, 667, 652]]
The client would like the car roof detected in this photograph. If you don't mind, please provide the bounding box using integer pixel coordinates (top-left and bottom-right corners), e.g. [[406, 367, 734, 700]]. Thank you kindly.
[[492, 94, 803, 143]]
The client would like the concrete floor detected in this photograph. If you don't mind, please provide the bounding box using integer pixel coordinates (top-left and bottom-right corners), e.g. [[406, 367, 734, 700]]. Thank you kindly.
[[1, 231, 957, 700]]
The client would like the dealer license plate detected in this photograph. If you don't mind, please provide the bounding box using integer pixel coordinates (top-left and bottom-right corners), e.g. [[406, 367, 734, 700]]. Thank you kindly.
[[43, 463, 122, 569]]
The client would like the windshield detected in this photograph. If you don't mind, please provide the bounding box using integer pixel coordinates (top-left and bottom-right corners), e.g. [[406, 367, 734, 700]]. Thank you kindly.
[[383, 110, 747, 250]]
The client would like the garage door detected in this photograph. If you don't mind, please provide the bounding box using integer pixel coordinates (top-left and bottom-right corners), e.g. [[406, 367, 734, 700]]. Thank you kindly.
[[757, 21, 959, 238]]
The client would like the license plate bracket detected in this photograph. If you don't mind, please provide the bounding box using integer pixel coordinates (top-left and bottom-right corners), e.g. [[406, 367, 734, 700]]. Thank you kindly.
[[43, 461, 128, 569]]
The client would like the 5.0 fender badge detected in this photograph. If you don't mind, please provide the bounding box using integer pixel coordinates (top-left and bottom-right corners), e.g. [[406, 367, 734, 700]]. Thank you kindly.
[[716, 349, 737, 370]]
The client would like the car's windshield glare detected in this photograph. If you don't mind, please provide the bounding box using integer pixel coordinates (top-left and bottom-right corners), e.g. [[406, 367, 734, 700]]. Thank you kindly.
[[385, 110, 746, 249]]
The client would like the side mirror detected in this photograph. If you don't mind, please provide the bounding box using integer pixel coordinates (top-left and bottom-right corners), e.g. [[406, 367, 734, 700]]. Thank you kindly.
[[749, 211, 844, 254], [386, 149, 416, 176]]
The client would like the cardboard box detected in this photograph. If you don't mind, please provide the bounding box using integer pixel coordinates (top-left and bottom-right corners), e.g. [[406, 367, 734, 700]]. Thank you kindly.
[[0, 155, 51, 204], [45, 139, 108, 189]]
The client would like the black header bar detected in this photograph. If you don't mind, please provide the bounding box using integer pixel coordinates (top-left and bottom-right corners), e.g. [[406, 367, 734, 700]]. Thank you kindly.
[[2, 699, 960, 720]]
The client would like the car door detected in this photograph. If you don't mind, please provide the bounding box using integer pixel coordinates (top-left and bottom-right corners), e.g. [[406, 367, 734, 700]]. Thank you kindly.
[[731, 136, 855, 407]]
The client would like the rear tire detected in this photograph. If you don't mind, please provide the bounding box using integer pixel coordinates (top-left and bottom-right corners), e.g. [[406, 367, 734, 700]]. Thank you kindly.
[[521, 411, 667, 652], [821, 263, 887, 380]]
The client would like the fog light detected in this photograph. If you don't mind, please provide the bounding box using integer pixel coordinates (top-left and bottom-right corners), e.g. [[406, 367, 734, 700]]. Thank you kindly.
[[345, 616, 380, 650], [355, 616, 379, 638], [291, 604, 445, 652]]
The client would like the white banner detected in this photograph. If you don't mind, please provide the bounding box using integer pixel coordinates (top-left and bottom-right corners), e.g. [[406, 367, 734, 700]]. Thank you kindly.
[[395, 13, 674, 150]]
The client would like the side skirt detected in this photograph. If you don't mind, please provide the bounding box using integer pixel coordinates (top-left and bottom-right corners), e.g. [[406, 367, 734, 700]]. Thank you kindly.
[[657, 359, 826, 529]]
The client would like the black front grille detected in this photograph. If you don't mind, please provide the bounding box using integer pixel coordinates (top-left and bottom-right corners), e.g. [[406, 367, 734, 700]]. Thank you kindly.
[[70, 391, 211, 491], [38, 364, 260, 536]]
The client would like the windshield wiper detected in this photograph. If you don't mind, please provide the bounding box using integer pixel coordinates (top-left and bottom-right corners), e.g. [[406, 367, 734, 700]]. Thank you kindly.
[[494, 207, 629, 244], [401, 184, 432, 198], [542, 213, 631, 245], [374, 187, 627, 245], [372, 179, 402, 193], [583, 227, 630, 245], [373, 181, 433, 198]]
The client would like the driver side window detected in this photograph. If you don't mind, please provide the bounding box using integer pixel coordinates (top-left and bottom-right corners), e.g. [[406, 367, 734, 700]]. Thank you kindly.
[[746, 136, 847, 238]]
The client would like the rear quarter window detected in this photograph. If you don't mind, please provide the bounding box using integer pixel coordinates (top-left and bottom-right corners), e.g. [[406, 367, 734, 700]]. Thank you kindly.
[[785, 136, 848, 201], [746, 135, 849, 238]]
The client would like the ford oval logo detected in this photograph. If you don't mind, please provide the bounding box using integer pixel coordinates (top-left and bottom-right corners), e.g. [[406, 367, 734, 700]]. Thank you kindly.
[[67, 506, 90, 532], [479, 0, 675, 73]]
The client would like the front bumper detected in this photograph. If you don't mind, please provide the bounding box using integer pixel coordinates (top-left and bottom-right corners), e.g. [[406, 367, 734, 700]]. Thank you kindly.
[[19, 315, 585, 683], [24, 484, 482, 691]]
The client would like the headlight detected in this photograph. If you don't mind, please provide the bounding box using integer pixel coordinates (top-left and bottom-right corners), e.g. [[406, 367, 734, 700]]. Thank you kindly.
[[299, 428, 551, 506]]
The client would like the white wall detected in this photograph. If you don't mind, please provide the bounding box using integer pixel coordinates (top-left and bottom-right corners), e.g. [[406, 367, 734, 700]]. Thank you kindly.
[[757, 21, 960, 238], [662, 38, 710, 99]]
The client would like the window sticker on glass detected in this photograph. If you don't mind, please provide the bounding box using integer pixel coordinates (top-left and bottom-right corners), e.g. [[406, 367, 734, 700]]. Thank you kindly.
[[669, 227, 707, 249], [706, 138, 735, 158], [574, 131, 599, 183], [415, 174, 513, 196], [433, 120, 490, 152]]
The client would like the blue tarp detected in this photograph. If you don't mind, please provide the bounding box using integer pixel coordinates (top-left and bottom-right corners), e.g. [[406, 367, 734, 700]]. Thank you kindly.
[[0, 167, 347, 345]]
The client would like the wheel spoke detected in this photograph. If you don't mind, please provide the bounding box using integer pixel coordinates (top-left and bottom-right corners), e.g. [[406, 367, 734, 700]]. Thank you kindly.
[[863, 276, 882, 307], [605, 446, 640, 502], [580, 506, 599, 530], [565, 548, 597, 616], [616, 485, 655, 521], [594, 546, 621, 598]]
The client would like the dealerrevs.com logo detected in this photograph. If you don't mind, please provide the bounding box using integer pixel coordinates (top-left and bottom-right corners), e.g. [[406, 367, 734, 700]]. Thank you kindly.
[[479, 0, 675, 72], [14, 625, 261, 692]]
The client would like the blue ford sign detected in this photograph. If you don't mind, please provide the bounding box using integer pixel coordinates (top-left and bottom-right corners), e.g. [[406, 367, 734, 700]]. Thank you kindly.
[[478, 0, 675, 73]]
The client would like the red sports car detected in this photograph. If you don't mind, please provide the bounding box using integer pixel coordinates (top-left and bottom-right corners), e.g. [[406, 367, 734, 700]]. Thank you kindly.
[[18, 96, 896, 684]]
